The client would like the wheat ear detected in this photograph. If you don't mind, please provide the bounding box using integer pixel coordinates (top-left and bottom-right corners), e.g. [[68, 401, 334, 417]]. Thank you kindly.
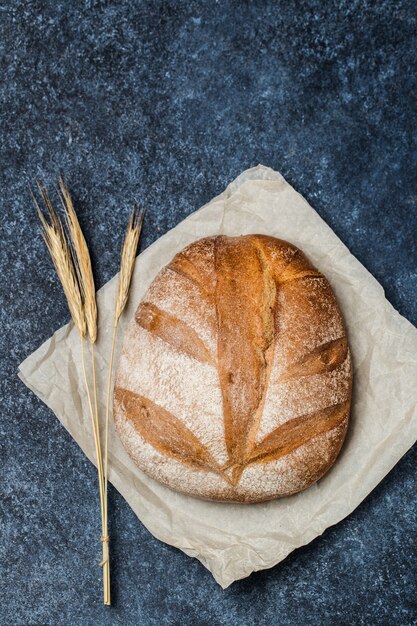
[[104, 205, 144, 544], [58, 177, 97, 343], [33, 184, 86, 338], [57, 178, 110, 605]]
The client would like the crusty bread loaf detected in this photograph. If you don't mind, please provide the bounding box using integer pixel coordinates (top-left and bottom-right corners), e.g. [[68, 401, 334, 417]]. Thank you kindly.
[[114, 235, 352, 503]]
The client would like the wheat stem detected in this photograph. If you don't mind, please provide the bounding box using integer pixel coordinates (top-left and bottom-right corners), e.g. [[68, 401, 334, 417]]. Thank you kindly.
[[81, 338, 110, 604], [104, 323, 118, 501], [80, 338, 105, 523], [91, 342, 111, 605], [91, 343, 103, 480], [102, 206, 143, 604]]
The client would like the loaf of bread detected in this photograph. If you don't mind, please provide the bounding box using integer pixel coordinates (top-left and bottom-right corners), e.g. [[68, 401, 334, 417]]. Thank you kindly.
[[114, 235, 352, 503]]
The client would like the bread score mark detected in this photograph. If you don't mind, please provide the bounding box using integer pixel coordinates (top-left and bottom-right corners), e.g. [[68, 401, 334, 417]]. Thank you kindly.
[[115, 388, 232, 481], [279, 336, 349, 382], [136, 301, 215, 367], [277, 249, 323, 284], [245, 400, 349, 466]]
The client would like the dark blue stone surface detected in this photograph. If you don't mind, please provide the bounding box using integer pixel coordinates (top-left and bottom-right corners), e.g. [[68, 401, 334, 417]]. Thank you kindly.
[[1, 1, 416, 624]]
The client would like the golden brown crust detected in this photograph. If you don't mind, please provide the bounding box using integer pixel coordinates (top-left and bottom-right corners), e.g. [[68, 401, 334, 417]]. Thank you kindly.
[[215, 236, 276, 465], [114, 234, 352, 503]]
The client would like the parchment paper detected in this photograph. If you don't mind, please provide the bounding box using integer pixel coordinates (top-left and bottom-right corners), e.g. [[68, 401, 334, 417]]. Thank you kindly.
[[19, 165, 417, 588]]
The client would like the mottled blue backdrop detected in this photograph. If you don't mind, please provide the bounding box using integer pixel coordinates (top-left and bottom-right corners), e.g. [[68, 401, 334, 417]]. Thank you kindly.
[[1, 1, 416, 625]]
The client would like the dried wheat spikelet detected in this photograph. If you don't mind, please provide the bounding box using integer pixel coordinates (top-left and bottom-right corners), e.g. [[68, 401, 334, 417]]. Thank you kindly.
[[58, 176, 98, 344], [33, 183, 86, 338], [114, 204, 145, 323]]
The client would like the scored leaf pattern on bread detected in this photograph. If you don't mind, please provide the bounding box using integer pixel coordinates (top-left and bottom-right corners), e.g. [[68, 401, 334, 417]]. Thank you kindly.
[[279, 337, 349, 382], [115, 387, 224, 475], [117, 235, 351, 487], [278, 249, 323, 284], [245, 401, 349, 465]]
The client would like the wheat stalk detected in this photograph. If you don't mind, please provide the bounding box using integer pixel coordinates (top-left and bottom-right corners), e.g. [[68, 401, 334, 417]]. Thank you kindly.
[[104, 205, 144, 542], [34, 182, 110, 605], [57, 178, 111, 605]]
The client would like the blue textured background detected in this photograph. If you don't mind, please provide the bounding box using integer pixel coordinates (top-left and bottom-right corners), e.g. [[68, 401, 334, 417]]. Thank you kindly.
[[1, 1, 416, 625]]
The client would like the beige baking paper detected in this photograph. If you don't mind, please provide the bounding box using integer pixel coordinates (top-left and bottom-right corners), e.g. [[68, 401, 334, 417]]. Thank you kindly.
[[19, 165, 417, 588]]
